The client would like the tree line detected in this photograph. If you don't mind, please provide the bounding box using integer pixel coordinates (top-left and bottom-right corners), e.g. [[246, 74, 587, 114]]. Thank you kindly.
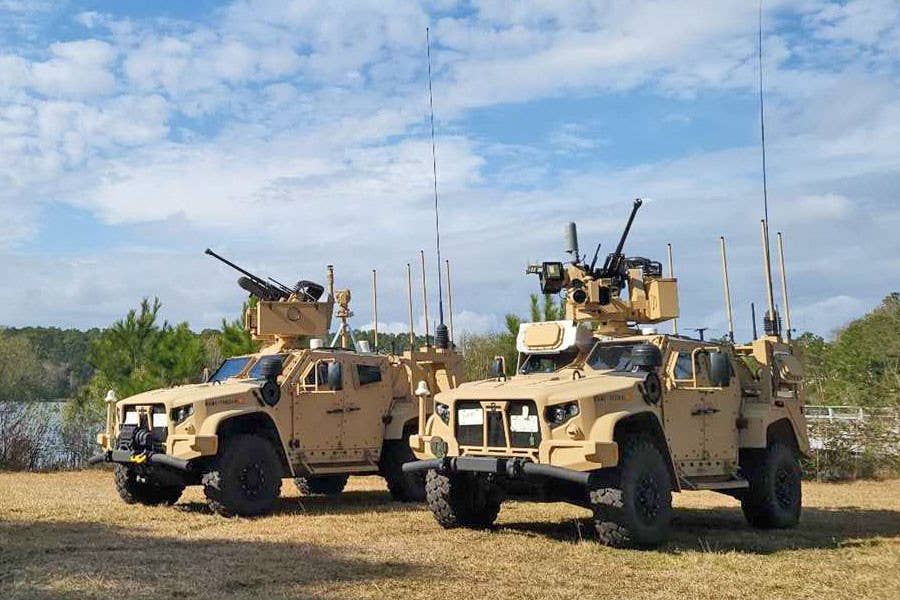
[[0, 291, 896, 471]]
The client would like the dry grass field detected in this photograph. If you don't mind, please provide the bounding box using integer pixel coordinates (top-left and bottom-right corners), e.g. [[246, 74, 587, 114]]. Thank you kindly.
[[1, 471, 898, 600]]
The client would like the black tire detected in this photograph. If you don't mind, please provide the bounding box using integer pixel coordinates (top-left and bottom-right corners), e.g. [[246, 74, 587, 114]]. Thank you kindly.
[[114, 465, 184, 506], [203, 434, 283, 517], [294, 475, 349, 496], [741, 442, 802, 529], [425, 469, 502, 529], [381, 430, 426, 502], [590, 435, 673, 548]]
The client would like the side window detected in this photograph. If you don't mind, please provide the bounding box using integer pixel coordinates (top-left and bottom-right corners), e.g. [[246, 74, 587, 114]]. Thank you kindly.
[[356, 364, 382, 386], [673, 352, 694, 380], [303, 361, 336, 391]]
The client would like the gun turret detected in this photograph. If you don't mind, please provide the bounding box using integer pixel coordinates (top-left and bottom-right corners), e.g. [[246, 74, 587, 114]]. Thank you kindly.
[[205, 248, 333, 346], [205, 248, 290, 301], [597, 198, 642, 288], [527, 198, 678, 337]]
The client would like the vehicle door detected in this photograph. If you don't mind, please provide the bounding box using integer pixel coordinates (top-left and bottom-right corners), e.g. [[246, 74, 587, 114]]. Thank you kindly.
[[664, 345, 739, 477], [340, 357, 392, 467], [292, 355, 348, 470], [662, 341, 706, 473], [699, 350, 741, 469]]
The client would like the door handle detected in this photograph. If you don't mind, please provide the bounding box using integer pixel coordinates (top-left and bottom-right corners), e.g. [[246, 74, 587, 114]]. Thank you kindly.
[[325, 408, 343, 414], [691, 407, 720, 416], [345, 406, 361, 413]]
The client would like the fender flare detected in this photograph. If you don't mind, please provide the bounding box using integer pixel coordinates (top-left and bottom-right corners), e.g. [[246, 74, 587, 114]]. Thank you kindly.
[[199, 408, 294, 476], [589, 409, 681, 492]]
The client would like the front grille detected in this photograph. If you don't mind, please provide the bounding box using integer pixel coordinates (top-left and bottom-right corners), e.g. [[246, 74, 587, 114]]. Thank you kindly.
[[487, 411, 505, 446], [117, 424, 137, 450], [454, 400, 542, 449], [118, 404, 168, 451]]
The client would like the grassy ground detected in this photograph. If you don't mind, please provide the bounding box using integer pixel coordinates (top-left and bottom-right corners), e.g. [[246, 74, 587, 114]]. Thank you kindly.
[[1, 471, 898, 600]]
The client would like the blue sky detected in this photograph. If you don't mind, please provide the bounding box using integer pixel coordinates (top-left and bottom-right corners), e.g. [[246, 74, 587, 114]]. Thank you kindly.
[[1, 0, 898, 341]]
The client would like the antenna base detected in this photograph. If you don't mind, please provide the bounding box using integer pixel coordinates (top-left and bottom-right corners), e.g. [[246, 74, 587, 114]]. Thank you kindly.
[[435, 323, 450, 349]]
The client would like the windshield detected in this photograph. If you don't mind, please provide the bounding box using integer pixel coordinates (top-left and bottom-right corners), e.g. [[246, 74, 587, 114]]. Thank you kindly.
[[209, 357, 252, 383], [519, 348, 579, 374], [587, 342, 641, 372], [248, 354, 288, 379]]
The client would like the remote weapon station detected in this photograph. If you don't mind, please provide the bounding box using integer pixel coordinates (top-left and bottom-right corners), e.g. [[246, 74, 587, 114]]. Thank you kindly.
[[404, 199, 808, 548], [91, 250, 463, 517]]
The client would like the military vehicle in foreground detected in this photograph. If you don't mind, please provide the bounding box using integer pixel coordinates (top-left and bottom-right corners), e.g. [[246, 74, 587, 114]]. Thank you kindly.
[[404, 199, 808, 547], [91, 250, 463, 517]]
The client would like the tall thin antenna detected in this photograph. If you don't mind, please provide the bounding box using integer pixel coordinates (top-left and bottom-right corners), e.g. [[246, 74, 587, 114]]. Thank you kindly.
[[720, 236, 735, 343], [446, 259, 455, 345], [372, 269, 379, 351], [751, 302, 758, 339], [420, 250, 431, 347], [758, 0, 769, 229], [776, 232, 793, 341], [406, 263, 415, 347], [757, 1, 779, 338], [426, 27, 449, 349]]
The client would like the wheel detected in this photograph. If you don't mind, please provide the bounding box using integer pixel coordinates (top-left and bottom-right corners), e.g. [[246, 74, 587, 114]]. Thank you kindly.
[[740, 442, 802, 529], [114, 465, 184, 506], [203, 434, 283, 517], [590, 435, 673, 548], [425, 470, 502, 529], [294, 475, 349, 496], [381, 429, 426, 502]]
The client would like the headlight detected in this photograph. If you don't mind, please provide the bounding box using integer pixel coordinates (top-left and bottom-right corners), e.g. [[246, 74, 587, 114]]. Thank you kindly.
[[434, 402, 450, 425], [545, 401, 580, 427], [171, 404, 194, 425]]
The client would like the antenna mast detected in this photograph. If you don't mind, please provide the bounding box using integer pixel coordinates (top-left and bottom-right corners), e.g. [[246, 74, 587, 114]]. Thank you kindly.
[[758, 1, 779, 338], [426, 27, 449, 349]]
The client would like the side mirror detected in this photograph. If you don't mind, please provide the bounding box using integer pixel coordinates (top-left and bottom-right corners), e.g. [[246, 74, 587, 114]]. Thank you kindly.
[[327, 362, 343, 391], [490, 356, 506, 378], [709, 352, 731, 387]]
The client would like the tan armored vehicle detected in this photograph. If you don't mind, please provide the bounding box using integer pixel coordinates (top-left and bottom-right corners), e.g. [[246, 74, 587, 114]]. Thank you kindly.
[[404, 200, 809, 547], [91, 250, 463, 516]]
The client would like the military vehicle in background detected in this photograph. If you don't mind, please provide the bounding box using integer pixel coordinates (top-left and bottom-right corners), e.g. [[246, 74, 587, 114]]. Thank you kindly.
[[404, 199, 809, 548], [91, 249, 463, 517]]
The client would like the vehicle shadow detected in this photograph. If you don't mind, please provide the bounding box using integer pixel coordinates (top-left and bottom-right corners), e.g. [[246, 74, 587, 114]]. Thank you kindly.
[[175, 489, 422, 517], [498, 506, 900, 553], [0, 519, 418, 599]]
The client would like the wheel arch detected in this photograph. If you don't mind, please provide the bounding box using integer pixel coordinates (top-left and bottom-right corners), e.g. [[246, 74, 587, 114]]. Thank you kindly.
[[610, 411, 681, 492], [766, 417, 800, 451], [208, 410, 293, 477], [383, 399, 418, 440]]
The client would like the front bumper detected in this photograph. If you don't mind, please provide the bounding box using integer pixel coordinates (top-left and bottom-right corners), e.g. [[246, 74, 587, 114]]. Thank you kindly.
[[402, 456, 592, 486], [410, 433, 617, 472], [88, 449, 192, 471], [96, 432, 218, 460]]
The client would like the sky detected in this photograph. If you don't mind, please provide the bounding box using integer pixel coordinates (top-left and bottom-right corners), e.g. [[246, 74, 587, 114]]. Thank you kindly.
[[0, 0, 898, 342]]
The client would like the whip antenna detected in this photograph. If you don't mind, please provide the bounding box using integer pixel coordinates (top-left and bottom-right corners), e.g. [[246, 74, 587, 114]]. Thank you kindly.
[[758, 1, 770, 229], [757, 1, 779, 338], [426, 26, 449, 349]]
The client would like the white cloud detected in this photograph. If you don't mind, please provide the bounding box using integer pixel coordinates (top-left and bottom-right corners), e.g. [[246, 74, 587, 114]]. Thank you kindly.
[[548, 123, 605, 154], [0, 0, 898, 342], [31, 39, 117, 97], [781, 193, 852, 223], [791, 295, 869, 338]]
